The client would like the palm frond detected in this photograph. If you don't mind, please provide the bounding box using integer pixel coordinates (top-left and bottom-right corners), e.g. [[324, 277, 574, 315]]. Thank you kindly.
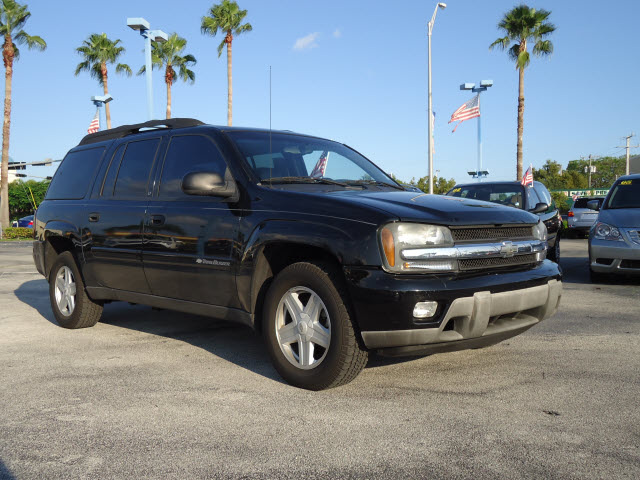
[[217, 38, 226, 57], [516, 50, 530, 70], [115, 63, 132, 76], [489, 35, 510, 51], [533, 39, 553, 56], [13, 31, 46, 50], [137, 65, 146, 76]]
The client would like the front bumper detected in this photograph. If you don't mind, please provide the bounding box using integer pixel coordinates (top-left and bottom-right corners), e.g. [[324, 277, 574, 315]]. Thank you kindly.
[[589, 237, 640, 275], [344, 261, 562, 354]]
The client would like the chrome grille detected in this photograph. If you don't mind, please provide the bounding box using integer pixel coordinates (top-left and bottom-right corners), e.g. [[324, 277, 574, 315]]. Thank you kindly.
[[459, 253, 538, 271], [451, 226, 534, 243]]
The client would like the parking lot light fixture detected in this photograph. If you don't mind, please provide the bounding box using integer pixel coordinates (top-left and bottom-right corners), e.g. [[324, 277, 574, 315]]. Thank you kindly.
[[127, 17, 168, 120], [427, 2, 446, 195], [461, 80, 493, 181], [91, 94, 113, 131]]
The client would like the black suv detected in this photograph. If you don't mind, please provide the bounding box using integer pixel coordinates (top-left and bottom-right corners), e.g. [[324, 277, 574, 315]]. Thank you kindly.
[[33, 119, 562, 390], [446, 181, 563, 262]]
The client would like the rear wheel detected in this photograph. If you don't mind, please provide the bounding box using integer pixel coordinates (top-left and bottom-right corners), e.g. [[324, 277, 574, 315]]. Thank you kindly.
[[263, 261, 368, 390], [49, 251, 103, 329]]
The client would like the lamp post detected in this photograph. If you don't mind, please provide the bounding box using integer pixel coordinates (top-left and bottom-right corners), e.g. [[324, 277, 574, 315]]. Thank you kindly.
[[91, 94, 113, 131], [461, 80, 493, 181], [127, 18, 168, 120], [427, 2, 446, 195]]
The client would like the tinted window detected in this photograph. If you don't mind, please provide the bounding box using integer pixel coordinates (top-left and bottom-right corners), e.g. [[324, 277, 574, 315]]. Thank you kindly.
[[100, 144, 125, 196], [525, 186, 541, 209], [228, 131, 395, 184], [606, 179, 640, 209], [46, 147, 105, 199], [159, 135, 228, 197], [447, 184, 524, 208], [533, 184, 552, 205], [573, 197, 603, 209], [113, 139, 160, 198]]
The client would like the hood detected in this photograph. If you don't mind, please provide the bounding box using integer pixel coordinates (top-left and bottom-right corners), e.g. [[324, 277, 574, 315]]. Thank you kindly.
[[598, 207, 640, 228], [323, 190, 539, 226]]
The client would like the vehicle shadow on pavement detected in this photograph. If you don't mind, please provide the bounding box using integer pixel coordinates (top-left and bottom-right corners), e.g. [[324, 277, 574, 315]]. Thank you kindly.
[[559, 254, 640, 286], [13, 279, 286, 385], [0, 458, 16, 480]]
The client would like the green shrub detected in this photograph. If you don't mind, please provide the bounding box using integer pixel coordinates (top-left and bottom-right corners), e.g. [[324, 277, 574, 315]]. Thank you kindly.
[[1, 227, 33, 239]]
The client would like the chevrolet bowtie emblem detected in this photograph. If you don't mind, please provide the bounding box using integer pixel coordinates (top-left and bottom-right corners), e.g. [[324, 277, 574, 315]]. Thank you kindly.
[[500, 241, 518, 258]]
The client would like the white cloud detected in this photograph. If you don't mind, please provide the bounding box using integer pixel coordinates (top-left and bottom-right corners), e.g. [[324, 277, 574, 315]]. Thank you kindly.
[[293, 32, 320, 51], [333, 29, 341, 38]]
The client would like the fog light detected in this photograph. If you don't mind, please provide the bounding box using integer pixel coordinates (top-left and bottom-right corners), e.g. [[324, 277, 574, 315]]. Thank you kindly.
[[413, 301, 438, 318]]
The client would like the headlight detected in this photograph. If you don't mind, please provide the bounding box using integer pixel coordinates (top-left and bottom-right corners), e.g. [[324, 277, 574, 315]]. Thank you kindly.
[[533, 220, 548, 242], [379, 223, 454, 273], [593, 222, 623, 241]]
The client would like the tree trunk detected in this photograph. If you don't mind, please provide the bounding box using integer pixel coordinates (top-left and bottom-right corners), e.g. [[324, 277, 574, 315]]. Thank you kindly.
[[516, 65, 525, 181], [227, 32, 232, 126], [166, 79, 172, 119], [0, 35, 14, 229], [101, 63, 111, 129]]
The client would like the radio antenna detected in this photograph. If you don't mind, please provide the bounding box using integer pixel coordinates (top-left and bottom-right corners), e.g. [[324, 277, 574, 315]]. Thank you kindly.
[[269, 65, 272, 182]]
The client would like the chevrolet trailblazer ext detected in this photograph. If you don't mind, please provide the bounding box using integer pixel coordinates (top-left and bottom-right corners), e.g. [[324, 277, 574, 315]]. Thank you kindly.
[[33, 119, 562, 390]]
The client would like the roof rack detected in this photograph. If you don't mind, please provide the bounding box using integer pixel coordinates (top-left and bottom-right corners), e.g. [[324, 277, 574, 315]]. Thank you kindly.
[[78, 118, 205, 146]]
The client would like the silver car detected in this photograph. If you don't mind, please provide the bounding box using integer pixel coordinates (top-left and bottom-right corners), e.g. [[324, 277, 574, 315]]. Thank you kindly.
[[568, 197, 603, 237], [588, 174, 640, 281]]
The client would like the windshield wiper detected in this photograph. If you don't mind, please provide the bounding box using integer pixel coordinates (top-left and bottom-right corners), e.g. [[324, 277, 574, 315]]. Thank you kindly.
[[260, 176, 348, 187], [345, 179, 404, 190]]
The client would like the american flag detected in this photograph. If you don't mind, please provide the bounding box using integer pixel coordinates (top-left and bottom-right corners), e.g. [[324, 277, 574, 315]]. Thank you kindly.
[[310, 151, 329, 178], [87, 110, 100, 134], [449, 95, 480, 132], [521, 165, 533, 187]]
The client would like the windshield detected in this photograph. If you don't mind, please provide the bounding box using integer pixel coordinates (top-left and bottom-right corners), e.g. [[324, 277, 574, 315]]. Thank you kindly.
[[605, 179, 640, 209], [226, 131, 397, 186], [446, 184, 525, 209]]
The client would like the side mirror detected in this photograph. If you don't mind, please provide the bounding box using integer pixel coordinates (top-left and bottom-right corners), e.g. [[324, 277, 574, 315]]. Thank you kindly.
[[587, 200, 600, 211], [529, 202, 548, 214], [181, 171, 237, 198]]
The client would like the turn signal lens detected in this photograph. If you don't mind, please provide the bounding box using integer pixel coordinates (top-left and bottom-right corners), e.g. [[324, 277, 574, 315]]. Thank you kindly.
[[381, 227, 395, 267]]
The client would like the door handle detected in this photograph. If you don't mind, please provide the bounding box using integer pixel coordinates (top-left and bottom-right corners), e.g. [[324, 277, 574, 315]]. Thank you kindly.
[[88, 213, 100, 222], [150, 214, 165, 226]]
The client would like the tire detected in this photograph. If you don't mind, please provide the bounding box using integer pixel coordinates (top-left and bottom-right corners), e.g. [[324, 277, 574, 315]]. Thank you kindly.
[[262, 261, 368, 390], [548, 235, 560, 263], [49, 251, 103, 329]]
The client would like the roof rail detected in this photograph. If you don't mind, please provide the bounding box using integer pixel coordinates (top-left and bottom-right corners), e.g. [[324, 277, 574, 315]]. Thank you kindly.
[[78, 118, 205, 146]]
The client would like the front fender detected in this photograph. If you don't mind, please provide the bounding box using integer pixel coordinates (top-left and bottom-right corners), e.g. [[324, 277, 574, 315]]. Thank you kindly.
[[236, 218, 380, 316]]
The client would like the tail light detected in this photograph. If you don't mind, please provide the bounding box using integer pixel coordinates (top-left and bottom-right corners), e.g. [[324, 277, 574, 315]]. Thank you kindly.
[[568, 211, 574, 217]]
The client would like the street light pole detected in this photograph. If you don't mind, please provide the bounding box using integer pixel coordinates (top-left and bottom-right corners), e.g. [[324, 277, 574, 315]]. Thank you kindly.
[[461, 80, 493, 181], [427, 3, 446, 195], [91, 94, 113, 131], [127, 18, 168, 121]]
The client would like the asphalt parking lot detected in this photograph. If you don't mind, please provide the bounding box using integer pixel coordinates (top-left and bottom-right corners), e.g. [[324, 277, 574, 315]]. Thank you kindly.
[[1, 240, 638, 479]]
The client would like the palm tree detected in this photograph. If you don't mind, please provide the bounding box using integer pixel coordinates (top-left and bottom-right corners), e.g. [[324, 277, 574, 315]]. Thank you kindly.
[[74, 33, 132, 129], [490, 5, 555, 180], [201, 0, 252, 126], [138, 33, 196, 119], [0, 0, 46, 229]]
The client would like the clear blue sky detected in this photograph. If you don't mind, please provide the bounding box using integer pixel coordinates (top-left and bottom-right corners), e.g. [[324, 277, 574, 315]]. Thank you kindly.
[[9, 0, 640, 183]]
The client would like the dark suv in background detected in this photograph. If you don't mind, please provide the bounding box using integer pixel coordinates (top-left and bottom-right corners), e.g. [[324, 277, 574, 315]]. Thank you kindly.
[[33, 119, 562, 390], [446, 181, 562, 262]]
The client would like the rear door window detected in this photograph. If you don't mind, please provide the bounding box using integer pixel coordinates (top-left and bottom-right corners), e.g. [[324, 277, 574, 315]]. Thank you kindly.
[[46, 147, 105, 199], [113, 138, 161, 198]]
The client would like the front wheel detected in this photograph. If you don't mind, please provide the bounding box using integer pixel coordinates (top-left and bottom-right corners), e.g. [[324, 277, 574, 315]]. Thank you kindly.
[[263, 261, 368, 390], [49, 251, 103, 329], [548, 236, 560, 263]]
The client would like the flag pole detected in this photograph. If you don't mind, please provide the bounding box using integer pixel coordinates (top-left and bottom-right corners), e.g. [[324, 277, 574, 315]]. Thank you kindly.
[[477, 92, 482, 182]]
